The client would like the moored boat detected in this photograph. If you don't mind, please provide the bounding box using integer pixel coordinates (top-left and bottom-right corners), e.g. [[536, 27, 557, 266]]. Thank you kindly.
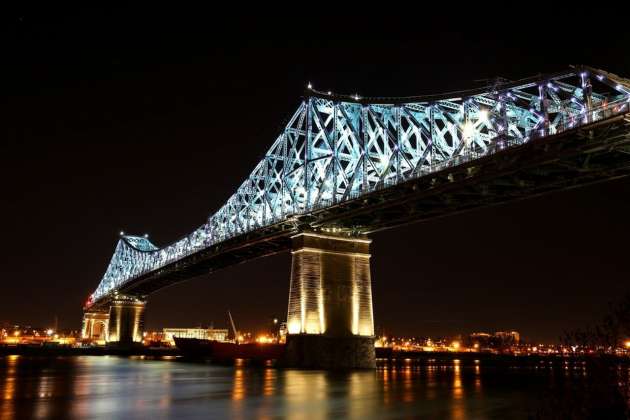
[[174, 336, 285, 361]]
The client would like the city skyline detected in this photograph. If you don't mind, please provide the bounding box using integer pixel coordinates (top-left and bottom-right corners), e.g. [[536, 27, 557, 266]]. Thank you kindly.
[[2, 8, 630, 343]]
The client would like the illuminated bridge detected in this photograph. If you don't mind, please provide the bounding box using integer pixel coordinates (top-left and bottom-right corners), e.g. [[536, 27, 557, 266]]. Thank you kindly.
[[82, 66, 630, 368]]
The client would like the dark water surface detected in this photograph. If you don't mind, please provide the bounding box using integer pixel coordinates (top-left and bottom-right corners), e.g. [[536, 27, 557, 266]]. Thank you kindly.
[[0, 355, 582, 419]]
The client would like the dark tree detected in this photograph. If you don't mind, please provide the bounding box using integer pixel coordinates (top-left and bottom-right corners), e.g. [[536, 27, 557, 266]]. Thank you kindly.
[[534, 294, 630, 418]]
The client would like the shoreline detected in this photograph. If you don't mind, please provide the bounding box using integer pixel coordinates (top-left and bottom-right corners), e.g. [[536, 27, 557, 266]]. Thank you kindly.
[[2, 344, 629, 367], [0, 344, 180, 357]]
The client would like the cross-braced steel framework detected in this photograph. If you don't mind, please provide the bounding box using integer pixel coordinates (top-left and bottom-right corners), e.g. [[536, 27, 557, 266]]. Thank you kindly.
[[89, 66, 630, 304]]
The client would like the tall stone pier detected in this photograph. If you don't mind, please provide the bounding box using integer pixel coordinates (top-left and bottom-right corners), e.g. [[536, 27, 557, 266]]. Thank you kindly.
[[105, 294, 146, 347], [285, 231, 375, 369], [81, 310, 109, 342]]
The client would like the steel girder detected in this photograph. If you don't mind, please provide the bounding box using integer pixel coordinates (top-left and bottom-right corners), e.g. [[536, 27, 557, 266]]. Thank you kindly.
[[89, 66, 630, 305]]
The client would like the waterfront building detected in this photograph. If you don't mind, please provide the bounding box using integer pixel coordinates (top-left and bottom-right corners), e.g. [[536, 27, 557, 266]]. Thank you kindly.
[[162, 327, 229, 344]]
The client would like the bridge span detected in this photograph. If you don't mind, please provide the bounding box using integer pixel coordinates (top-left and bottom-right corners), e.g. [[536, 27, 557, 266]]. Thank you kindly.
[[82, 66, 630, 368]]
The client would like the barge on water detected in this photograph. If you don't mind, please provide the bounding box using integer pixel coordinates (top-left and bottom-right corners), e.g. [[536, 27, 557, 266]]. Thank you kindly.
[[174, 336, 285, 362]]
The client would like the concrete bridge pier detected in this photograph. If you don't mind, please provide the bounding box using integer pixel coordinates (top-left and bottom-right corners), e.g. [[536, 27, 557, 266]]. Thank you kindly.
[[81, 310, 109, 342], [285, 231, 376, 369], [105, 294, 147, 347]]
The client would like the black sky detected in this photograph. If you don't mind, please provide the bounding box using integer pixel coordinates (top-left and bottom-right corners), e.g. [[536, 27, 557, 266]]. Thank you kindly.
[[2, 8, 630, 342]]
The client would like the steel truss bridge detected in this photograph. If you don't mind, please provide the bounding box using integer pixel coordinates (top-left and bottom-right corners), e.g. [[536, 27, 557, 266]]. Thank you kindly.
[[87, 66, 630, 309]]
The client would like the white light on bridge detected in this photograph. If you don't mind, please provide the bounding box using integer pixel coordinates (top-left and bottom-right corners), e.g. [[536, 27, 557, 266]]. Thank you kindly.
[[462, 121, 475, 140]]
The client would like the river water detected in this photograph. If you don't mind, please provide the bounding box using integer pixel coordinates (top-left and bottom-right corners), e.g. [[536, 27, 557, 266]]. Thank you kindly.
[[0, 355, 596, 419]]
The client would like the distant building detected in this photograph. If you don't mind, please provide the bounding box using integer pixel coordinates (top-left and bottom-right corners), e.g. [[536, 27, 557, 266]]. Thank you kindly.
[[495, 331, 520, 344], [468, 331, 520, 350], [162, 327, 229, 344], [0, 325, 77, 346], [469, 332, 493, 348], [470, 332, 492, 339]]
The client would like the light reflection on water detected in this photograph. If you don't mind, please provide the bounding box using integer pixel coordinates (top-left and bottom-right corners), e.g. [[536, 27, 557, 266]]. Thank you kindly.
[[0, 355, 577, 419]]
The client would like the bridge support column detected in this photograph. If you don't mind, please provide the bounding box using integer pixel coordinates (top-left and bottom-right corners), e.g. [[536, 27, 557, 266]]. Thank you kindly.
[[285, 232, 375, 369], [81, 310, 109, 342], [106, 294, 146, 347]]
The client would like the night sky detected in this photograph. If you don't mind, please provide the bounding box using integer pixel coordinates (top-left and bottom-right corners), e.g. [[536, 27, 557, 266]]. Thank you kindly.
[[2, 8, 630, 343]]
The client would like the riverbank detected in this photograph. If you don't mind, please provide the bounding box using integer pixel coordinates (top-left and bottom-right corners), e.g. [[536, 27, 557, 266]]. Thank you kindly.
[[376, 347, 630, 367], [2, 344, 628, 368], [0, 344, 179, 357]]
